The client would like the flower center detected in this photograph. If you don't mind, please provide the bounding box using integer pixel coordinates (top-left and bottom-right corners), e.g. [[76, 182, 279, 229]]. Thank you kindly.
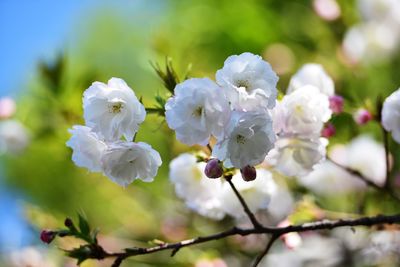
[[108, 102, 124, 114], [192, 106, 203, 117], [236, 79, 250, 91], [294, 105, 304, 115], [236, 134, 246, 144]]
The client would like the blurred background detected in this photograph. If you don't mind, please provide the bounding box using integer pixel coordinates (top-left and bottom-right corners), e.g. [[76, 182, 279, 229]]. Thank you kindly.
[[1, 0, 400, 266]]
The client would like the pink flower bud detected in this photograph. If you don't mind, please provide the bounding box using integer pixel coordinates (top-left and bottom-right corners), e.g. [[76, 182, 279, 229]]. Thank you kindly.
[[329, 95, 344, 114], [0, 97, 16, 119], [240, 165, 257, 181], [321, 123, 336, 138], [354, 109, 373, 125], [313, 0, 341, 21], [40, 230, 56, 244], [278, 220, 302, 249], [204, 159, 223, 178]]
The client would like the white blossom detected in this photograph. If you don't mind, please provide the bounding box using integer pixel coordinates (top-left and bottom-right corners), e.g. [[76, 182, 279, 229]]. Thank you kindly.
[[287, 63, 335, 96], [83, 77, 146, 141], [343, 22, 400, 64], [0, 120, 30, 155], [8, 247, 55, 267], [266, 182, 294, 223], [165, 78, 230, 146], [265, 137, 327, 177], [273, 85, 332, 138], [358, 0, 400, 25], [330, 135, 387, 186], [213, 111, 276, 169], [332, 227, 369, 252], [216, 52, 278, 111], [359, 230, 400, 266], [220, 169, 276, 220], [298, 160, 366, 195], [101, 141, 162, 186], [169, 153, 225, 220], [262, 235, 344, 267], [66, 125, 107, 172], [382, 88, 400, 143]]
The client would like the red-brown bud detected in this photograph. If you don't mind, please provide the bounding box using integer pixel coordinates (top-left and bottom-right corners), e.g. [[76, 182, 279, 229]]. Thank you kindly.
[[204, 159, 223, 178], [40, 230, 56, 244], [240, 165, 257, 181]]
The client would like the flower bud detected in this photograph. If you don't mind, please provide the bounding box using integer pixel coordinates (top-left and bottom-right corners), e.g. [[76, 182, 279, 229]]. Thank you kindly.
[[64, 218, 73, 228], [204, 159, 223, 178], [40, 230, 56, 244], [240, 165, 257, 181], [329, 95, 344, 114], [354, 109, 373, 125], [321, 123, 336, 138], [278, 220, 302, 249]]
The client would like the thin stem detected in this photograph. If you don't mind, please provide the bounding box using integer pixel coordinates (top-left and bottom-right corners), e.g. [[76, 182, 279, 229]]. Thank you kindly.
[[226, 178, 263, 229], [251, 234, 279, 267], [328, 158, 400, 202], [329, 159, 382, 190], [207, 144, 213, 154]]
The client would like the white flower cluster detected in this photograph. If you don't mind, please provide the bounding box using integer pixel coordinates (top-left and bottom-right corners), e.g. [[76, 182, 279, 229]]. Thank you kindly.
[[0, 97, 30, 155], [299, 135, 387, 194], [166, 56, 335, 219], [66, 78, 162, 186], [265, 64, 333, 177], [7, 247, 55, 267], [263, 227, 400, 267], [343, 0, 400, 64], [166, 52, 278, 169], [262, 234, 343, 267], [169, 153, 292, 222], [382, 88, 400, 144]]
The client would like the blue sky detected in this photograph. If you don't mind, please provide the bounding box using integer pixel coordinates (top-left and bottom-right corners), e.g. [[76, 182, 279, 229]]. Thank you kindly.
[[0, 0, 99, 250], [0, 0, 160, 98], [0, 0, 91, 97]]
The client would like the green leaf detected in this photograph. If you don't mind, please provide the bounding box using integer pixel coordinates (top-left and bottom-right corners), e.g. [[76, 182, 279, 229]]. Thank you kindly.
[[78, 213, 90, 236], [66, 245, 91, 265], [155, 95, 167, 108], [91, 228, 100, 244], [38, 54, 65, 96], [151, 57, 188, 94]]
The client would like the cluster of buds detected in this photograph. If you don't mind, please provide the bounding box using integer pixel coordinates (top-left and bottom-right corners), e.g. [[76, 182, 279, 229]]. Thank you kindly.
[[204, 158, 257, 182]]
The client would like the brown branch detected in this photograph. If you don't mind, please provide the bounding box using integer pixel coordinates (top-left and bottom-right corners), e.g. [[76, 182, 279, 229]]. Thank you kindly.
[[87, 214, 400, 267], [226, 177, 263, 229], [328, 158, 400, 202], [251, 234, 279, 267]]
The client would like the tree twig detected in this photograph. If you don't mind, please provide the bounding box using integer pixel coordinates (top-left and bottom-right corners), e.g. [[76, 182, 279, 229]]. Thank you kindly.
[[226, 178, 263, 229], [69, 213, 400, 266], [251, 234, 279, 267], [328, 158, 400, 202]]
